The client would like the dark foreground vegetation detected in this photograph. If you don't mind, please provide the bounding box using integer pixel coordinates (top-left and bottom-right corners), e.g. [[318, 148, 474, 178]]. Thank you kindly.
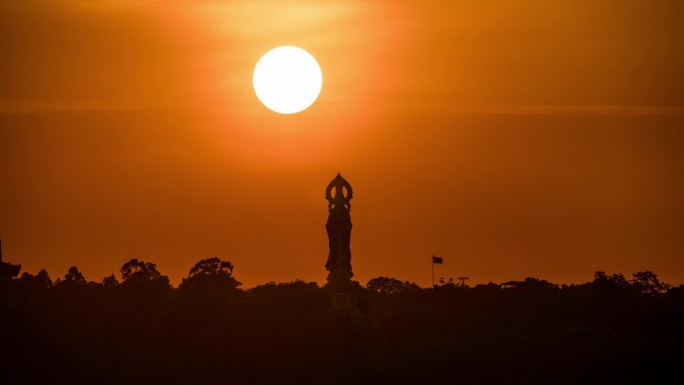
[[1, 258, 682, 385]]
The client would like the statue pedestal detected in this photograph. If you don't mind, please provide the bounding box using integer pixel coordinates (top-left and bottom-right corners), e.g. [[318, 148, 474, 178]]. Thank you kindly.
[[329, 292, 358, 311], [325, 283, 360, 312]]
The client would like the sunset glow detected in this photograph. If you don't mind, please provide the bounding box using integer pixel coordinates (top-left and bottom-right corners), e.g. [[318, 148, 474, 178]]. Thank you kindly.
[[1, 1, 682, 382], [0, 0, 683, 288]]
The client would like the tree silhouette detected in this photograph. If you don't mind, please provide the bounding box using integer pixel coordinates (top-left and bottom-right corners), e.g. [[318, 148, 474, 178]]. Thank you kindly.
[[64, 266, 87, 284], [118, 258, 170, 310], [250, 279, 328, 314], [366, 276, 420, 295], [188, 257, 235, 278], [101, 273, 119, 289], [121, 258, 166, 283], [1, 263, 681, 385], [53, 266, 87, 288], [178, 257, 242, 301], [630, 270, 671, 295], [16, 269, 52, 298], [592, 270, 629, 289]]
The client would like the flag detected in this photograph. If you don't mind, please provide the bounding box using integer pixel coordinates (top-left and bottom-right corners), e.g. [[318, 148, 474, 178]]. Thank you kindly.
[[432, 255, 443, 264]]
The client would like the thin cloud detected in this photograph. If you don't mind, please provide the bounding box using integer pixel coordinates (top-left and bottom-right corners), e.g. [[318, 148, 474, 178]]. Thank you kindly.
[[0, 98, 167, 114]]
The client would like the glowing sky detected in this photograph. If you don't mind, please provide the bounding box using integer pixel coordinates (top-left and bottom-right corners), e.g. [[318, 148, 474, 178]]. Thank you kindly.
[[1, 0, 683, 287]]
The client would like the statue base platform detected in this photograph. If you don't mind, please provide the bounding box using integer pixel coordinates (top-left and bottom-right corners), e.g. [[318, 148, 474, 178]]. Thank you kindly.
[[329, 291, 358, 311], [324, 283, 360, 312]]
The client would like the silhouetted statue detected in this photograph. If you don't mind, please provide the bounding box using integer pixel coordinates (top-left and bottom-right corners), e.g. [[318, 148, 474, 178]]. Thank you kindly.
[[325, 173, 354, 287]]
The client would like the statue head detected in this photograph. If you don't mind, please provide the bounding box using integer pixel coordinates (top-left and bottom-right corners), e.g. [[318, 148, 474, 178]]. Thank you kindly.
[[325, 173, 353, 211]]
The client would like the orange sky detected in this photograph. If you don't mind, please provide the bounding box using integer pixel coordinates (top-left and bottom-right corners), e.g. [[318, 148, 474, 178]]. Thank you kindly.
[[1, 0, 683, 287]]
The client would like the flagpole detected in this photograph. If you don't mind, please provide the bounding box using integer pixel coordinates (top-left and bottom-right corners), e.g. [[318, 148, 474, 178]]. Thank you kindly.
[[431, 256, 436, 312], [431, 256, 434, 288]]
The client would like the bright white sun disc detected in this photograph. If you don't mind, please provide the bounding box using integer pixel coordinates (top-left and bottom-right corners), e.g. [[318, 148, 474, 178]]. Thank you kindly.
[[253, 46, 323, 114]]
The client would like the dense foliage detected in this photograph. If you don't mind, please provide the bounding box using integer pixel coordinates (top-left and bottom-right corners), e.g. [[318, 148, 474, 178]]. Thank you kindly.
[[1, 260, 682, 385]]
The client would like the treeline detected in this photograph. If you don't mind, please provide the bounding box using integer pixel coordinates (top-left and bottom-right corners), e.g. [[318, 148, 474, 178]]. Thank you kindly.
[[1, 258, 682, 385]]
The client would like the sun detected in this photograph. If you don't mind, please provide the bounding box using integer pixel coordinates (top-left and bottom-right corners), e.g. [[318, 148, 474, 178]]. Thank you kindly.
[[253, 46, 323, 114]]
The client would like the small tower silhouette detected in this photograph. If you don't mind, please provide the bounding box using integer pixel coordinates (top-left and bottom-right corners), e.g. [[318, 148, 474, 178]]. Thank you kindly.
[[457, 276, 470, 288]]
